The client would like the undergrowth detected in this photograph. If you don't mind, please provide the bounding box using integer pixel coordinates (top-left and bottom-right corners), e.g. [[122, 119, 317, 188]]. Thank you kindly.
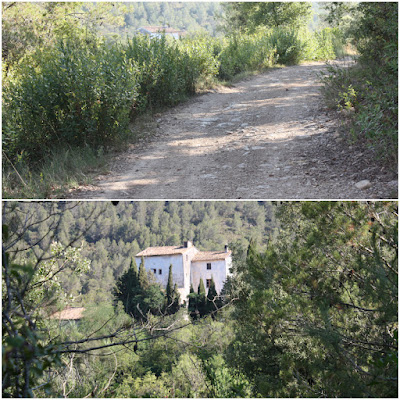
[[2, 146, 108, 199], [321, 63, 397, 166], [320, 3, 398, 167]]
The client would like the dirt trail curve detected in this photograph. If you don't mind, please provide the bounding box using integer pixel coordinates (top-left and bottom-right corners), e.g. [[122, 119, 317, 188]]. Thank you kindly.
[[70, 60, 397, 199]]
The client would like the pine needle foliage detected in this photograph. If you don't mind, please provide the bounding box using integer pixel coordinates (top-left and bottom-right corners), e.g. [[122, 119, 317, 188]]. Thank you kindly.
[[226, 201, 398, 397]]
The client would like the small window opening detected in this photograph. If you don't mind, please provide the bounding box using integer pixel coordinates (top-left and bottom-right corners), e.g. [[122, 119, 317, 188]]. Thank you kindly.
[[159, 269, 162, 275], [207, 263, 211, 270], [206, 279, 212, 288]]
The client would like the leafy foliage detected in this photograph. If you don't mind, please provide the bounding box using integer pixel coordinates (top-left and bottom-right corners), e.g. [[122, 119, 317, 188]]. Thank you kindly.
[[222, 2, 312, 33], [321, 2, 398, 163], [3, 35, 139, 163]]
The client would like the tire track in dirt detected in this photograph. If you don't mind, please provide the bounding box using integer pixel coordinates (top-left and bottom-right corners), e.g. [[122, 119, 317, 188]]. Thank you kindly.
[[69, 60, 397, 199]]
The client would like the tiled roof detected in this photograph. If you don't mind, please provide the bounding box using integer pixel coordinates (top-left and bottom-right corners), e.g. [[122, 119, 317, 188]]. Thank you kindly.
[[50, 307, 85, 320], [192, 251, 232, 262], [136, 245, 193, 257]]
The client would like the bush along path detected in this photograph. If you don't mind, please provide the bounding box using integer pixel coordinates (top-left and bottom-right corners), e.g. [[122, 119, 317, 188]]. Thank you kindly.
[[69, 59, 397, 200]]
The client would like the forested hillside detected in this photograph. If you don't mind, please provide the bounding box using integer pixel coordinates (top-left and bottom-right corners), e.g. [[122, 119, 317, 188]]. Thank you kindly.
[[116, 2, 223, 36], [4, 201, 274, 306], [3, 201, 397, 397]]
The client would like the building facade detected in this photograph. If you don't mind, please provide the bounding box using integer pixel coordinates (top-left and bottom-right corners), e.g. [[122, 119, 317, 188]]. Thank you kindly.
[[137, 26, 185, 39], [135, 241, 232, 302]]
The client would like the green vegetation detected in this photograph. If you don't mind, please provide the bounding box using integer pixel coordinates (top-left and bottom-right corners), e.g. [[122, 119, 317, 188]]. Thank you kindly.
[[225, 202, 398, 397], [320, 2, 398, 164], [118, 2, 223, 37], [2, 201, 275, 306], [222, 2, 312, 32], [3, 201, 397, 397], [2, 2, 345, 198]]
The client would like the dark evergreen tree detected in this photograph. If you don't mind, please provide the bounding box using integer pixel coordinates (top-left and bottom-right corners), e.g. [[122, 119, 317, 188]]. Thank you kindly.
[[138, 256, 149, 290], [166, 264, 174, 306], [114, 255, 165, 320], [206, 276, 218, 316], [226, 202, 398, 397], [171, 283, 180, 314], [197, 278, 207, 317], [114, 257, 139, 316], [164, 264, 180, 315], [188, 283, 198, 319]]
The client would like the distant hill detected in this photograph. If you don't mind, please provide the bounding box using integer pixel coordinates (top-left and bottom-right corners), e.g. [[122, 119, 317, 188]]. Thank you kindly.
[[117, 2, 223, 36]]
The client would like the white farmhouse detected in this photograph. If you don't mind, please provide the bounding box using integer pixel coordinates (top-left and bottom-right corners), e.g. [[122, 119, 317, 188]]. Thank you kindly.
[[137, 26, 185, 40], [135, 241, 232, 302]]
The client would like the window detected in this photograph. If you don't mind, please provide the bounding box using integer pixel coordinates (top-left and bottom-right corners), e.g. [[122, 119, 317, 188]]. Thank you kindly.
[[159, 269, 162, 275], [206, 279, 212, 288], [207, 263, 211, 270], [152, 269, 157, 274]]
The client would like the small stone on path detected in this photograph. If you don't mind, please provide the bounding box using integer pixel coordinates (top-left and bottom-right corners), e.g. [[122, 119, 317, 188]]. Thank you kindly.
[[355, 180, 372, 190]]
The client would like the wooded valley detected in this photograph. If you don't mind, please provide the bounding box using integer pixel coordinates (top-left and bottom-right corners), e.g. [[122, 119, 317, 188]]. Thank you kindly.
[[2, 201, 398, 397]]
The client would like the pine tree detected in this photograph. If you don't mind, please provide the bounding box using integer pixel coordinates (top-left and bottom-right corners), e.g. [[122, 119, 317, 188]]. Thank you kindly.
[[227, 202, 398, 397]]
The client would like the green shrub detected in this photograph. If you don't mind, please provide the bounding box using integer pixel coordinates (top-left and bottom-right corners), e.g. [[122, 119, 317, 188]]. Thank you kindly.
[[125, 34, 219, 112], [178, 34, 220, 89], [301, 27, 340, 61], [217, 31, 277, 80], [3, 36, 138, 163], [321, 64, 398, 163], [267, 27, 305, 65]]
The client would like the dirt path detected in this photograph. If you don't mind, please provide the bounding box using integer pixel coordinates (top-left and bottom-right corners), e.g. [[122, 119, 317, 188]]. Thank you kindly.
[[69, 60, 397, 199]]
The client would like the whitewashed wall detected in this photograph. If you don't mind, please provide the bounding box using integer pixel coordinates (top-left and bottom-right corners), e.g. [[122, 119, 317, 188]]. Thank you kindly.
[[135, 252, 194, 301], [191, 256, 232, 294]]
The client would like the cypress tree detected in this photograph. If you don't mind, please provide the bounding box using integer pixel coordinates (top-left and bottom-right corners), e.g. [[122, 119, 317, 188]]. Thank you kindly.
[[114, 257, 139, 316], [172, 283, 181, 314], [197, 278, 207, 317], [138, 256, 149, 290], [206, 276, 218, 316], [166, 264, 174, 306], [165, 264, 180, 314], [188, 284, 197, 319]]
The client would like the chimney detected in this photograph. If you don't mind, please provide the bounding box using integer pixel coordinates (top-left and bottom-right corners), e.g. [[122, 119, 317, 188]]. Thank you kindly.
[[184, 240, 192, 248], [225, 244, 229, 253]]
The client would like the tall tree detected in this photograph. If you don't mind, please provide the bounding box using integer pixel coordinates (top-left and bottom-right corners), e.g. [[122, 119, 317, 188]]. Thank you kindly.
[[226, 202, 398, 397], [197, 278, 207, 317], [172, 283, 181, 314], [206, 276, 218, 316], [138, 256, 149, 290], [166, 264, 174, 306], [223, 2, 312, 33], [164, 264, 180, 314], [188, 283, 198, 319], [114, 257, 139, 316]]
